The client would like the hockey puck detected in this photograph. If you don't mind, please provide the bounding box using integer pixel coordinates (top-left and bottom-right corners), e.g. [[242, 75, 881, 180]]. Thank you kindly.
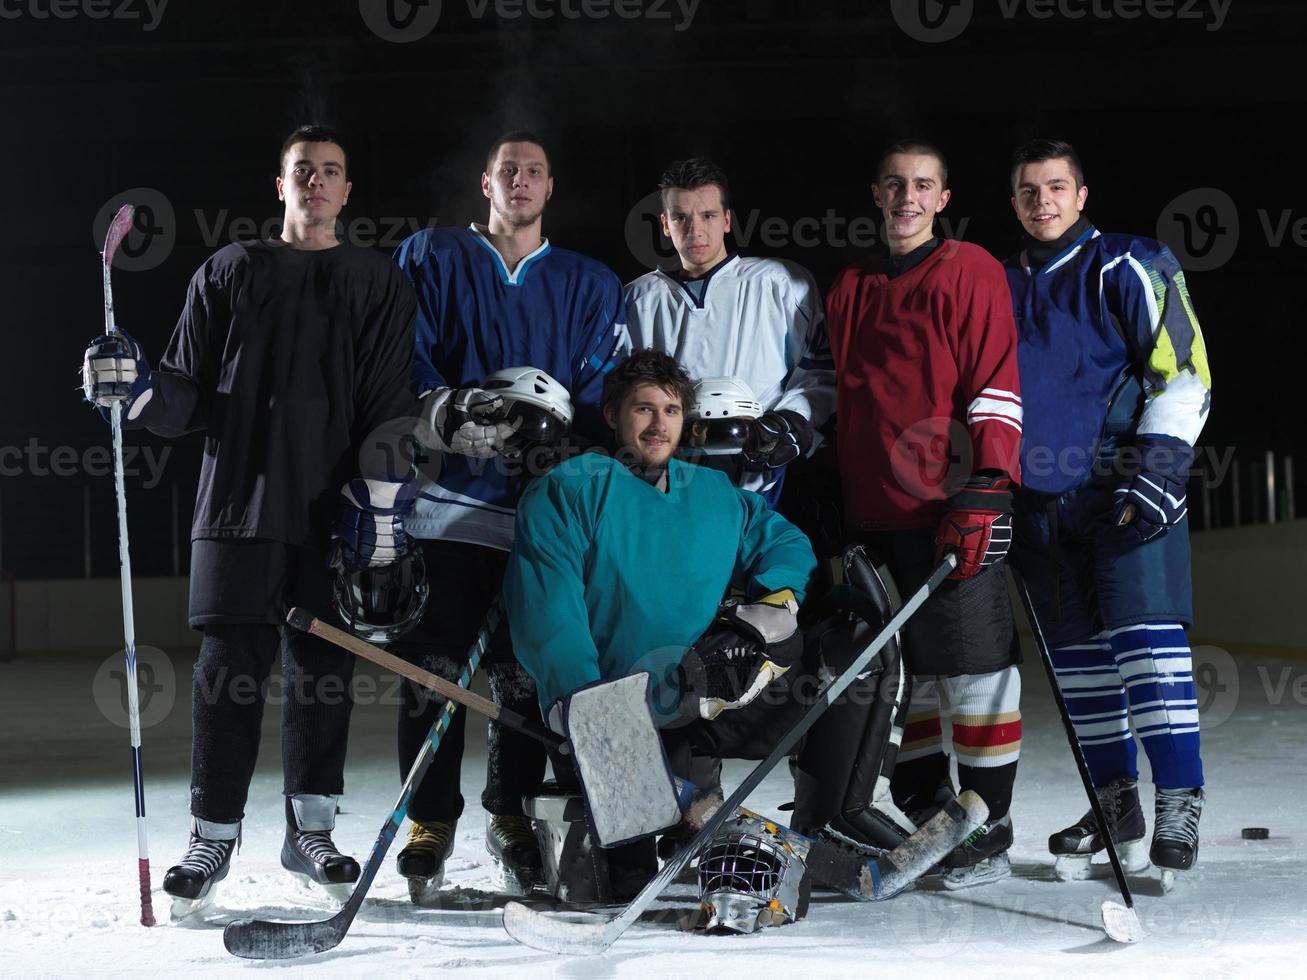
[[1241, 827, 1269, 840]]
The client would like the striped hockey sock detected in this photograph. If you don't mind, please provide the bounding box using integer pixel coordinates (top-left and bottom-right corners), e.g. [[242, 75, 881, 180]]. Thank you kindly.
[[943, 666, 1022, 822], [1049, 633, 1138, 786], [1108, 622, 1203, 789]]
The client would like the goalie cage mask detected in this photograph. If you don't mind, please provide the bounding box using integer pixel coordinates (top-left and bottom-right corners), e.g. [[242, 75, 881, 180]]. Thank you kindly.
[[697, 814, 809, 933], [332, 547, 430, 645]]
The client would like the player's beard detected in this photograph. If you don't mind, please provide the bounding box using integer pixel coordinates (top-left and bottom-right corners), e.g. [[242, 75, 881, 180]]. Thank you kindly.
[[495, 197, 546, 230]]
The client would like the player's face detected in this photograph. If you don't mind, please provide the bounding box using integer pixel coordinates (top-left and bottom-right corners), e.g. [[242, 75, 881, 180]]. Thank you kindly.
[[606, 383, 684, 468], [1012, 158, 1089, 242], [872, 153, 950, 254], [482, 142, 553, 229], [277, 141, 351, 226], [661, 185, 732, 276]]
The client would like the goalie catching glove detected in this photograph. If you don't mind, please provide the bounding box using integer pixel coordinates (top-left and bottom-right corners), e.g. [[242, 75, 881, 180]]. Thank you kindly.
[[679, 589, 803, 722]]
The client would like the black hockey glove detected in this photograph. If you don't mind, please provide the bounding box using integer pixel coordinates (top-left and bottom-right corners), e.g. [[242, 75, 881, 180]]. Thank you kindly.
[[677, 589, 803, 722], [742, 410, 812, 471], [1114, 435, 1194, 542]]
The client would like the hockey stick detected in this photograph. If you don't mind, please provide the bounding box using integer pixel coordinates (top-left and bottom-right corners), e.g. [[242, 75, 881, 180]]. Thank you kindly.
[[100, 204, 156, 928], [503, 554, 961, 954], [1011, 569, 1143, 944], [292, 600, 985, 905], [222, 599, 503, 960]]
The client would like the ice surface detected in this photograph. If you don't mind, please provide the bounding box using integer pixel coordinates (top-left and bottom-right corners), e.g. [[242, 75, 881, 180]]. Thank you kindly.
[[2, 646, 1304, 976]]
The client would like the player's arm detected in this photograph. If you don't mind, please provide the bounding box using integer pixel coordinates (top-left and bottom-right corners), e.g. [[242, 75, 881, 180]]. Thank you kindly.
[[937, 255, 1023, 578], [1107, 243, 1212, 539], [770, 266, 837, 436], [503, 473, 603, 712], [81, 265, 224, 437], [569, 268, 632, 445], [732, 488, 818, 603]]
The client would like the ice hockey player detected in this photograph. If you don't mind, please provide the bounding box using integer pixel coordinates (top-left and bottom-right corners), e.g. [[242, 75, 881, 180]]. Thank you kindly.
[[623, 158, 835, 507], [1004, 138, 1210, 888], [80, 126, 419, 914], [823, 139, 1025, 889], [503, 349, 919, 904], [388, 131, 629, 899]]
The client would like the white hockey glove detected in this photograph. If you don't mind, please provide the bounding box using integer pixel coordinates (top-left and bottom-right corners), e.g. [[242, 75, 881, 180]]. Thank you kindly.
[[418, 386, 521, 459], [678, 589, 803, 722], [82, 330, 154, 423], [330, 477, 420, 571]]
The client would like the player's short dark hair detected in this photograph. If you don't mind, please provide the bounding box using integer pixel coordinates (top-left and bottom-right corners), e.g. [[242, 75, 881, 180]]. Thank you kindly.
[[658, 158, 731, 212], [486, 130, 551, 174], [1010, 138, 1085, 189], [876, 138, 949, 189], [279, 125, 348, 176], [601, 348, 696, 420]]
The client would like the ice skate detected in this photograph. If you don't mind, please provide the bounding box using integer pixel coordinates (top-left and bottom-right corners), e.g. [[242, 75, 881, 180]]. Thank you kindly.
[[163, 818, 240, 920], [280, 795, 360, 903], [396, 819, 456, 904], [1049, 776, 1150, 881], [486, 814, 547, 896], [1152, 786, 1203, 893], [942, 813, 1013, 890]]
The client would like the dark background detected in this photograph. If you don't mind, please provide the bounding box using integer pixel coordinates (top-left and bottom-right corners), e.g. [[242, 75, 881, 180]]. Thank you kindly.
[[2, 0, 1302, 579]]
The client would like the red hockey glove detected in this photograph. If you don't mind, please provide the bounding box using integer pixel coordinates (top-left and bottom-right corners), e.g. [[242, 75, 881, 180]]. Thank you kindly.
[[934, 473, 1013, 580]]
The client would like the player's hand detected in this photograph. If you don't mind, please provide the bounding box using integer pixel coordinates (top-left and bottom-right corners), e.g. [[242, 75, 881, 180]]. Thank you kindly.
[[741, 410, 811, 470], [82, 330, 154, 423], [1113, 435, 1193, 542], [935, 472, 1013, 580], [420, 386, 520, 458], [330, 477, 420, 571]]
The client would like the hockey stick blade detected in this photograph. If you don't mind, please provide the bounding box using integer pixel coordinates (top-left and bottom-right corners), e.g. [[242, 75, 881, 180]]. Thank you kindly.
[[866, 790, 987, 899], [102, 204, 136, 267], [223, 916, 348, 960], [501, 903, 618, 957], [1101, 900, 1144, 944]]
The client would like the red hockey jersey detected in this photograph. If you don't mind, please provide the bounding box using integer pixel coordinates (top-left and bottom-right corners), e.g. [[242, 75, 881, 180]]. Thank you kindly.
[[826, 240, 1022, 530]]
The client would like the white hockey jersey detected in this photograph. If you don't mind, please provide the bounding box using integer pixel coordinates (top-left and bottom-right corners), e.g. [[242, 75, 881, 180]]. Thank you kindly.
[[624, 253, 836, 498]]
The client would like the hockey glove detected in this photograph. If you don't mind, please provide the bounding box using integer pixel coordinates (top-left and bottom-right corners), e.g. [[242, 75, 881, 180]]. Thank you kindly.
[[679, 589, 803, 722], [1114, 435, 1194, 542], [331, 477, 420, 571], [418, 385, 521, 459], [935, 472, 1014, 580], [82, 330, 154, 423], [742, 410, 812, 471]]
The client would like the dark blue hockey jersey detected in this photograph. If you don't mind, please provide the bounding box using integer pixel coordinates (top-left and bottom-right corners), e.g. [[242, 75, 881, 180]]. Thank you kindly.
[[1005, 225, 1211, 495], [395, 224, 629, 550]]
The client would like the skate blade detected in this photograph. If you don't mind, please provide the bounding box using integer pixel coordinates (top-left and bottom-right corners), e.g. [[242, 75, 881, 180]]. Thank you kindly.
[[491, 858, 548, 898], [1053, 854, 1093, 881], [284, 868, 353, 906], [1101, 900, 1144, 943], [406, 873, 446, 905], [942, 853, 1011, 891], [169, 889, 216, 922], [1160, 868, 1177, 893]]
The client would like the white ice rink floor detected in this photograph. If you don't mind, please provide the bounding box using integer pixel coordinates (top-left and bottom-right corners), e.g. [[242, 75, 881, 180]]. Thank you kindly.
[[2, 642, 1305, 977]]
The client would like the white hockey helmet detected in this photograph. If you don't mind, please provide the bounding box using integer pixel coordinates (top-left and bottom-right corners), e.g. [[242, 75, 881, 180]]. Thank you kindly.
[[698, 814, 810, 933], [688, 377, 763, 457], [480, 366, 574, 451]]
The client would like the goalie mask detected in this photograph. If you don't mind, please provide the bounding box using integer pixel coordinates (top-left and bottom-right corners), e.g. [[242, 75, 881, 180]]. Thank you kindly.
[[481, 367, 573, 453], [331, 548, 429, 644], [688, 377, 763, 457], [698, 814, 809, 934]]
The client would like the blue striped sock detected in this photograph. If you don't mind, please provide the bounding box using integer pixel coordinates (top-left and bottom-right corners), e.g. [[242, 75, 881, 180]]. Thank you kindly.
[[1107, 622, 1203, 789], [1050, 634, 1137, 786]]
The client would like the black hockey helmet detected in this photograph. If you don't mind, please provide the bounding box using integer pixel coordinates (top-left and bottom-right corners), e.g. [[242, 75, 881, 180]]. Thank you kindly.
[[331, 548, 429, 645]]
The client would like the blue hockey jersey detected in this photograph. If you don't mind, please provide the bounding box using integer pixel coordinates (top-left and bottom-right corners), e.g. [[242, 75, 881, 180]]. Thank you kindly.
[[395, 224, 629, 550], [1005, 225, 1211, 495]]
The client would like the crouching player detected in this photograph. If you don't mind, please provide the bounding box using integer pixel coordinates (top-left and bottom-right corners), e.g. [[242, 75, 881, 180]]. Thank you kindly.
[[502, 349, 926, 923]]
